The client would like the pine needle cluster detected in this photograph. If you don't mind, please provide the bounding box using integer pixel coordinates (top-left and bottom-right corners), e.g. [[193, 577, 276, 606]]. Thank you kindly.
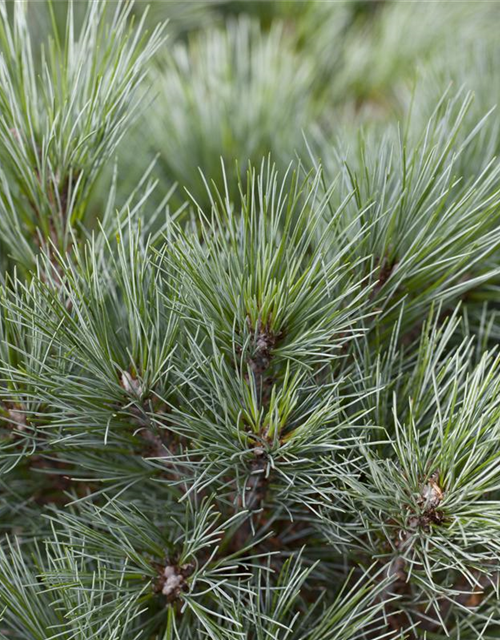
[[1, 2, 500, 639]]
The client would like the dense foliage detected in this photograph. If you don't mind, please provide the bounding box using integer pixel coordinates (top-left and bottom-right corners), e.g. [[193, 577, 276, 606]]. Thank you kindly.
[[1, 1, 500, 639]]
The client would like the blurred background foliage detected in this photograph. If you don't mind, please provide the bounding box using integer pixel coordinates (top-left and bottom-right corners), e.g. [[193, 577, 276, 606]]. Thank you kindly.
[[9, 0, 500, 210]]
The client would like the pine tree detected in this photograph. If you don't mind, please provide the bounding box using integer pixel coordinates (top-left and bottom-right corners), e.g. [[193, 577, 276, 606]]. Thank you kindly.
[[1, 1, 500, 639]]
